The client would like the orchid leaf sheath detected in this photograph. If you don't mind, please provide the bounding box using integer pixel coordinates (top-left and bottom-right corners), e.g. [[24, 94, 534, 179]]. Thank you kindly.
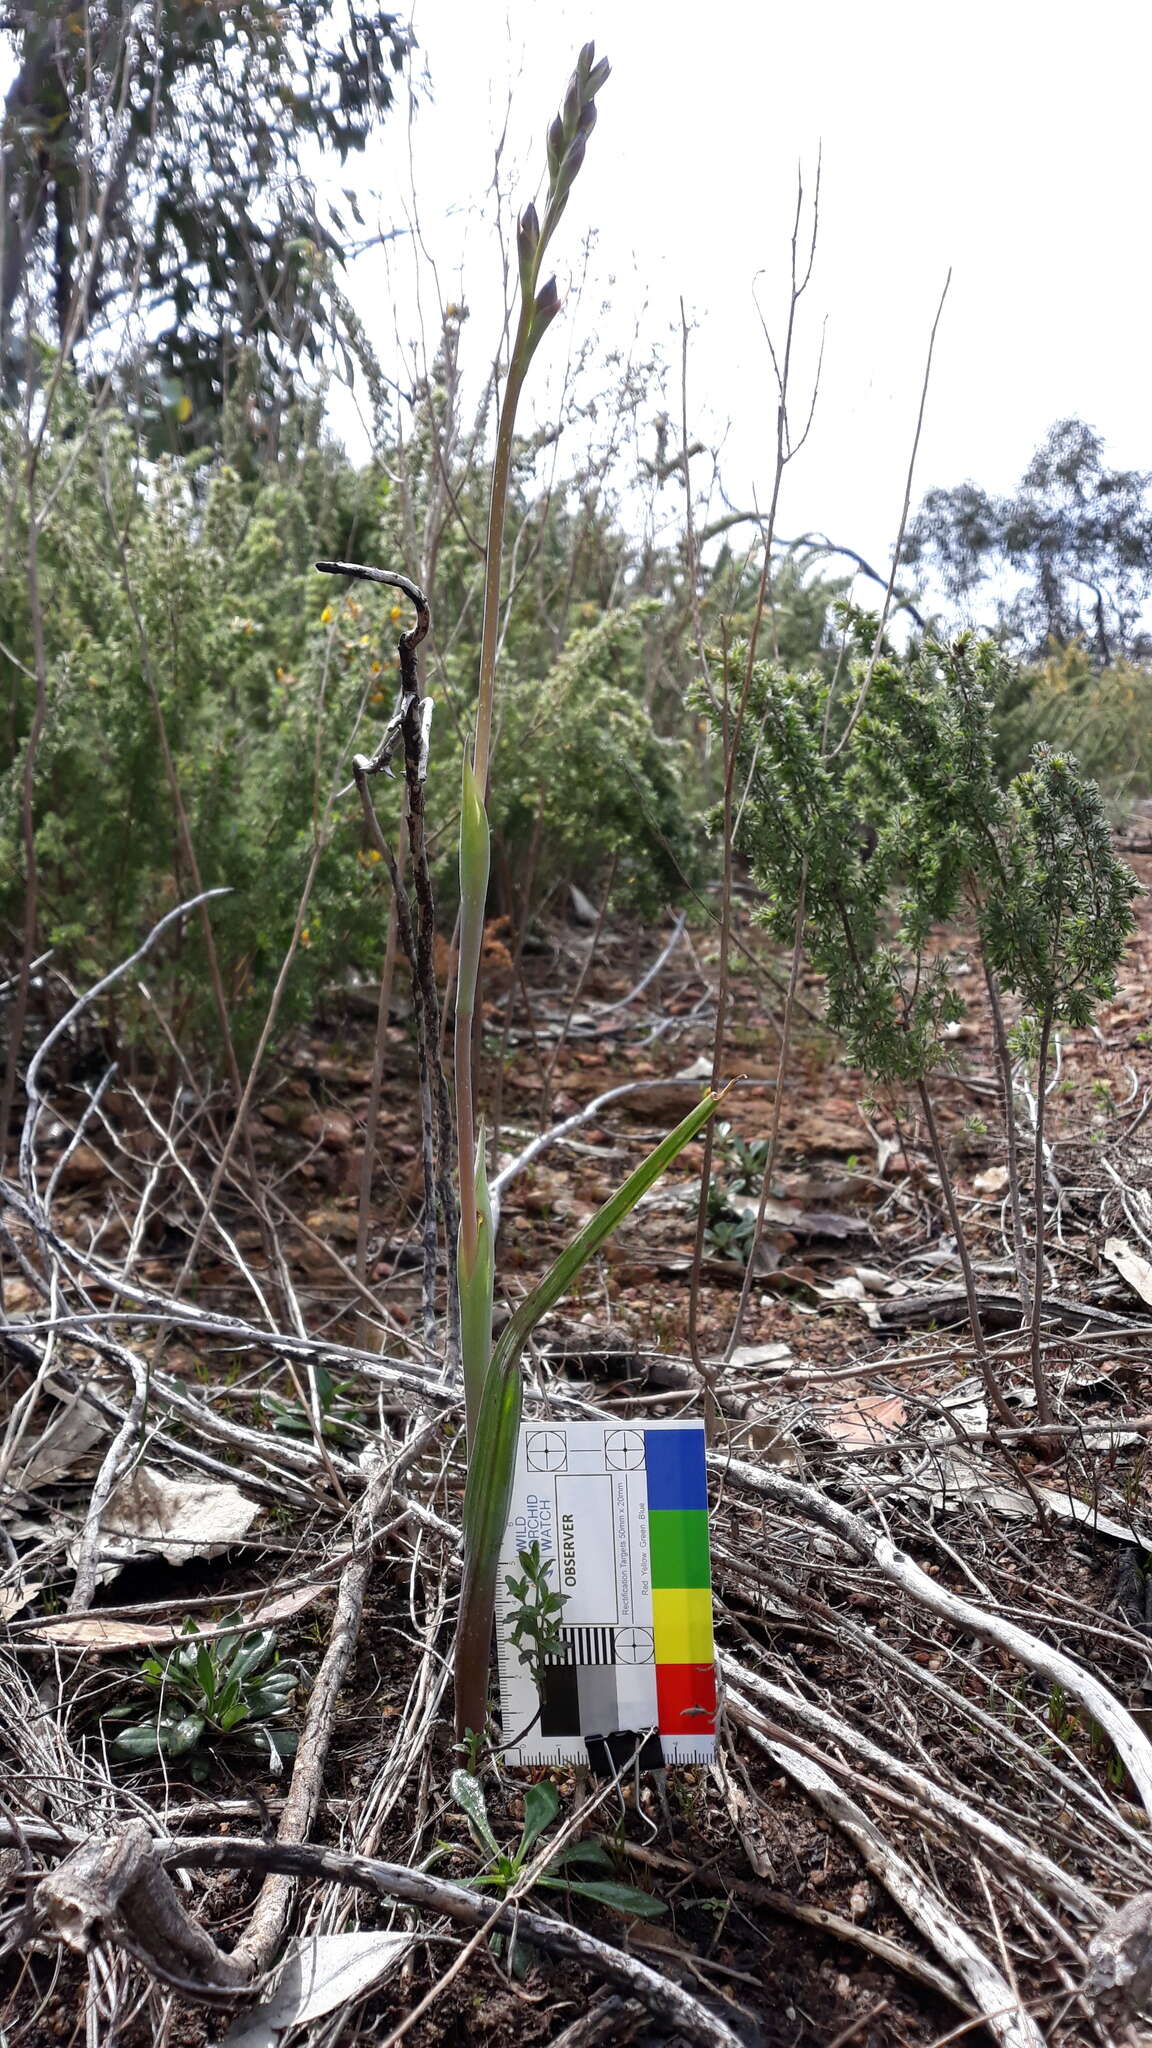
[[453, 1087, 724, 1742]]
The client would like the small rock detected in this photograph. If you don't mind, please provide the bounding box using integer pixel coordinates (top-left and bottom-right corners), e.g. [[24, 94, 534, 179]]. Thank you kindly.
[[57, 1144, 106, 1186], [302, 1111, 356, 1151]]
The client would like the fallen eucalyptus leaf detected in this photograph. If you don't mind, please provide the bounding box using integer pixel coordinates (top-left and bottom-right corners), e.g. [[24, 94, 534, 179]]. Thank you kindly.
[[1104, 1238, 1152, 1311], [32, 1579, 330, 1651], [220, 1932, 412, 2048], [102, 1466, 259, 1566], [816, 1394, 907, 1446], [728, 1341, 793, 1371], [11, 1397, 108, 1492], [0, 1577, 43, 1620]]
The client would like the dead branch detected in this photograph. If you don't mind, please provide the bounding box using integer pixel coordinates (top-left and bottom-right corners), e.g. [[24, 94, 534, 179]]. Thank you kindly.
[[716, 1454, 1152, 1824], [737, 1719, 1046, 2048], [34, 1820, 251, 1996], [21, 1824, 744, 2048], [713, 1458, 1147, 1826], [721, 1658, 1101, 1924], [231, 1429, 433, 1975], [1084, 1892, 1152, 2030], [619, 1838, 973, 2014]]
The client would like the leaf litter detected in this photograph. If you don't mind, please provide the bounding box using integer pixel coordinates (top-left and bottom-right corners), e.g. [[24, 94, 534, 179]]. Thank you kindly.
[[6, 864, 1152, 2046]]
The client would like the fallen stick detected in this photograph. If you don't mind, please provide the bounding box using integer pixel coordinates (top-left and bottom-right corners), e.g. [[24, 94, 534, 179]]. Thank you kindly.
[[715, 1453, 1152, 1828], [230, 1425, 437, 1975], [28, 1824, 744, 2048], [618, 1838, 972, 2014], [737, 1720, 1046, 2048], [720, 1656, 1101, 1926]]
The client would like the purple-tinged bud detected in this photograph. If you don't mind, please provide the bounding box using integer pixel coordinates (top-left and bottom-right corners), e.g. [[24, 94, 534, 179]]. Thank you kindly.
[[577, 99, 598, 141], [562, 76, 580, 136], [563, 129, 587, 184], [547, 113, 564, 179], [533, 276, 560, 331], [517, 202, 540, 291]]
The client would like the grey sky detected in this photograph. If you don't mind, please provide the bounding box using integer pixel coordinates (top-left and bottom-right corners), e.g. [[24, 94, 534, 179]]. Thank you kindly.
[[335, 0, 1149, 599]]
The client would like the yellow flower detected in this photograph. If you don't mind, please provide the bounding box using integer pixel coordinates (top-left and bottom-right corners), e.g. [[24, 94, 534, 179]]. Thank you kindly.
[[370, 690, 386, 705], [320, 605, 333, 625], [390, 605, 402, 623], [300, 928, 311, 948], [369, 659, 382, 675]]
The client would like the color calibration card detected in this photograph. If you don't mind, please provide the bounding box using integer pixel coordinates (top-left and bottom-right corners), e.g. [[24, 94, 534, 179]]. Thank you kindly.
[[495, 1421, 716, 1768]]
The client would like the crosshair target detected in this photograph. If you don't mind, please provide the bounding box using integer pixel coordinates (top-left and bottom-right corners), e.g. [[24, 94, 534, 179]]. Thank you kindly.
[[614, 1627, 655, 1664], [604, 1428, 644, 1470], [525, 1430, 567, 1472]]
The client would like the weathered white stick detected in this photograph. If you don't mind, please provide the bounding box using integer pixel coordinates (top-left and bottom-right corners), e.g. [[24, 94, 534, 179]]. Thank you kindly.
[[716, 1453, 1152, 1828], [740, 1718, 1046, 2048], [721, 1656, 1101, 1925]]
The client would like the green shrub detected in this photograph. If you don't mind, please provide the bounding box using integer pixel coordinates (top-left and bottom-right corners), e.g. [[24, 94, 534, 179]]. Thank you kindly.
[[0, 377, 712, 1062], [0, 384, 400, 1052], [995, 640, 1152, 795], [493, 603, 707, 912]]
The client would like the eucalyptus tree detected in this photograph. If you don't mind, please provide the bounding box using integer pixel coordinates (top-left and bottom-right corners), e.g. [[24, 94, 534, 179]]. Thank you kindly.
[[0, 1, 411, 417], [904, 420, 1152, 665]]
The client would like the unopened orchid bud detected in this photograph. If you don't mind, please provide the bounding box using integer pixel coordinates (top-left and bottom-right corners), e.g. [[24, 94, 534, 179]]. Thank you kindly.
[[533, 276, 560, 337], [547, 114, 564, 179], [517, 202, 540, 292]]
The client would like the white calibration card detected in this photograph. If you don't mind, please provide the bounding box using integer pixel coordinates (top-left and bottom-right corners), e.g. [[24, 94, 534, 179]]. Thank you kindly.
[[495, 1420, 716, 1768]]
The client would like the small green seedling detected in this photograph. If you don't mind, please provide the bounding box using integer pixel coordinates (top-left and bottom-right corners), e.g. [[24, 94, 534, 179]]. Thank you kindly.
[[261, 1365, 367, 1446], [703, 1201, 757, 1266], [504, 1541, 569, 1694], [445, 1770, 666, 1939], [713, 1121, 772, 1196], [106, 1616, 298, 1776], [704, 1121, 771, 1266], [1046, 1682, 1078, 1745]]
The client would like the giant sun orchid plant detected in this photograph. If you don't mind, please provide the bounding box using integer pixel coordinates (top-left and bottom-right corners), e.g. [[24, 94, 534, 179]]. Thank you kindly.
[[453, 44, 722, 1743], [322, 48, 722, 1749]]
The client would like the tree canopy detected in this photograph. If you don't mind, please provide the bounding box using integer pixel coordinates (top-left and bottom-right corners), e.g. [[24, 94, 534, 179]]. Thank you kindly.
[[904, 419, 1152, 665], [0, 1, 410, 415]]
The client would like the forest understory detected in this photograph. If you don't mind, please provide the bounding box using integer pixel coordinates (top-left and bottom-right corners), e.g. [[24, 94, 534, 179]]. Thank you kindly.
[[3, 821, 1152, 2048]]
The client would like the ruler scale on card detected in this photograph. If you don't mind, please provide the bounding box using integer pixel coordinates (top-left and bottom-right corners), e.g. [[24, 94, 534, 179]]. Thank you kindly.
[[495, 1420, 716, 1768]]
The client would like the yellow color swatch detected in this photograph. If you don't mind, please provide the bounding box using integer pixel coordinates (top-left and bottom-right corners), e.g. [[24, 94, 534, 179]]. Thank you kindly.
[[651, 1587, 714, 1664]]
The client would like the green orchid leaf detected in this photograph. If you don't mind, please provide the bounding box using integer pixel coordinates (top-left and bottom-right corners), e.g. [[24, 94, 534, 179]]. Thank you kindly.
[[167, 1713, 207, 1757], [110, 1723, 163, 1759], [457, 759, 491, 1023], [450, 1768, 501, 1861], [454, 1088, 724, 1740], [549, 1838, 612, 1871], [519, 1780, 560, 1856], [459, 1140, 495, 1447], [552, 1877, 667, 1918], [227, 1630, 277, 1686]]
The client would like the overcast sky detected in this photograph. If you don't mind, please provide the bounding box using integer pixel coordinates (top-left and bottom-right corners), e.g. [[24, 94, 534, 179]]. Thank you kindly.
[[342, 0, 1146, 595]]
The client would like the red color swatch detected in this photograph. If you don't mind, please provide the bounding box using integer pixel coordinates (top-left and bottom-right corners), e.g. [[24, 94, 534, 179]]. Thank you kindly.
[[656, 1661, 717, 1736]]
